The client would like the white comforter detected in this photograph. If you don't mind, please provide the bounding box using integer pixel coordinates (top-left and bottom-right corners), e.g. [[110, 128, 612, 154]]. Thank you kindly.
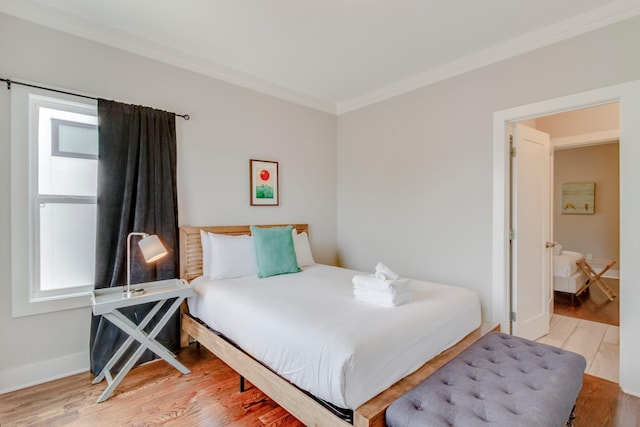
[[187, 264, 481, 409]]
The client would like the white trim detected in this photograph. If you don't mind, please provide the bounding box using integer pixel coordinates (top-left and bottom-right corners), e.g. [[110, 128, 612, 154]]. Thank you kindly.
[[0, 351, 89, 394], [338, 1, 640, 113], [10, 84, 95, 317], [0, 1, 336, 114], [2, 0, 640, 115], [492, 79, 640, 397], [552, 129, 620, 150]]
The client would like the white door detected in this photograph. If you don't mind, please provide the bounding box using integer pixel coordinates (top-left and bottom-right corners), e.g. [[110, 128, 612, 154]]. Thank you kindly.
[[511, 123, 553, 340]]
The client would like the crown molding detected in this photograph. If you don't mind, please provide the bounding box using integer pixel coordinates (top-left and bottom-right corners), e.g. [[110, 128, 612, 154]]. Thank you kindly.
[[2, 0, 639, 116], [337, 0, 640, 114], [0, 1, 337, 114]]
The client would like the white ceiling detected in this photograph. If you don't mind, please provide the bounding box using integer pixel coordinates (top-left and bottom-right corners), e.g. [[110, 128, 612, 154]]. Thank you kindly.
[[1, 0, 640, 114]]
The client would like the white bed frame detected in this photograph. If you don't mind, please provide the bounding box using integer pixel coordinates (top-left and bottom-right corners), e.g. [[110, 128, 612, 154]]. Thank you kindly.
[[179, 224, 494, 427]]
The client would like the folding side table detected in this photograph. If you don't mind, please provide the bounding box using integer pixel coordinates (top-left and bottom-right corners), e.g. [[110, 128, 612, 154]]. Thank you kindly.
[[575, 259, 617, 301], [91, 278, 194, 402]]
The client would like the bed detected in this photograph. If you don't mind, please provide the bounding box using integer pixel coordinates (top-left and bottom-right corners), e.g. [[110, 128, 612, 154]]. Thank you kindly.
[[179, 224, 490, 427], [553, 249, 588, 294]]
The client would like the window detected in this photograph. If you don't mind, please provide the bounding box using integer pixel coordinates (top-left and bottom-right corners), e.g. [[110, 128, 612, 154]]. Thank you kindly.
[[11, 85, 98, 316], [51, 119, 98, 160]]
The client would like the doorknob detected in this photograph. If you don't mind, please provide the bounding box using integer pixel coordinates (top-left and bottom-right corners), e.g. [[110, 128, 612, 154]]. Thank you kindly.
[[545, 242, 556, 248]]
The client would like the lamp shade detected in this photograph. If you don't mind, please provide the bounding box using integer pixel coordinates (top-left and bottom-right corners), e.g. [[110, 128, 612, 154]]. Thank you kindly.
[[137, 234, 168, 263]]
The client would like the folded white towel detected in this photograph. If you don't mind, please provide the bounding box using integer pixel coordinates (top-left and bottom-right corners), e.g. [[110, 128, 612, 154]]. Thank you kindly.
[[354, 288, 414, 307], [375, 262, 399, 280], [352, 274, 410, 295]]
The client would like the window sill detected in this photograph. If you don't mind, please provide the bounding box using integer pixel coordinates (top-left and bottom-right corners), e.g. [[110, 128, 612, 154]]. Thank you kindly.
[[12, 289, 92, 318]]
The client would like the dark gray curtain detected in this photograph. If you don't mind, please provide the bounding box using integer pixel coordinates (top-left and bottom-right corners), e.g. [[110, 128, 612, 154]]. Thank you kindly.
[[90, 99, 179, 376]]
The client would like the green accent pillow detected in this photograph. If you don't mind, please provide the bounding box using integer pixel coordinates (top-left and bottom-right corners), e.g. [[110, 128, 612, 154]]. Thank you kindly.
[[251, 225, 301, 278]]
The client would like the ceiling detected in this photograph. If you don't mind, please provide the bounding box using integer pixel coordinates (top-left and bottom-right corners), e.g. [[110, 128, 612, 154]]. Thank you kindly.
[[1, 0, 639, 114]]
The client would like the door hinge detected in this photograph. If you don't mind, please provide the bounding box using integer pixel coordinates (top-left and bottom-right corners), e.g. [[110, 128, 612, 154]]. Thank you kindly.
[[508, 229, 516, 240], [510, 311, 516, 322], [510, 147, 516, 157]]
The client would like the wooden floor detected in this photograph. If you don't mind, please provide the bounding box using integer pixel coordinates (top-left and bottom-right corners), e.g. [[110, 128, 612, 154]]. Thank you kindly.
[[554, 278, 619, 326], [2, 343, 640, 426], [537, 314, 619, 383], [0, 345, 304, 427]]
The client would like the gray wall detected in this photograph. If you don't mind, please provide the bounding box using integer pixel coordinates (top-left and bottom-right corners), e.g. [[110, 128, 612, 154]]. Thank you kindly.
[[553, 143, 620, 266], [0, 13, 337, 392], [337, 16, 640, 321]]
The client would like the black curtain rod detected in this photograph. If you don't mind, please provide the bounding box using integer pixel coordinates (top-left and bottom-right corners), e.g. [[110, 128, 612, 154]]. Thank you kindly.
[[1, 77, 190, 120]]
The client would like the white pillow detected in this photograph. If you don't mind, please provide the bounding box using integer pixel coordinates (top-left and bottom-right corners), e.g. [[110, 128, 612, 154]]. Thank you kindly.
[[200, 230, 211, 278], [292, 229, 315, 267], [554, 243, 563, 255], [208, 232, 258, 279]]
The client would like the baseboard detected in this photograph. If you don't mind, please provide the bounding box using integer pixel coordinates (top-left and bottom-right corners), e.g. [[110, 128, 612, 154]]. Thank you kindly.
[[0, 351, 89, 394], [587, 261, 619, 280], [620, 385, 640, 398]]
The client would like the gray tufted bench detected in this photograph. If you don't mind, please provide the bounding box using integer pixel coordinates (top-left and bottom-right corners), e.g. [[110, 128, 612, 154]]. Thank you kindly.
[[386, 332, 586, 427]]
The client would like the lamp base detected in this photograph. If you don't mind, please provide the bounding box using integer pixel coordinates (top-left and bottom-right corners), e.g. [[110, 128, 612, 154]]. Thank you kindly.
[[123, 288, 144, 298]]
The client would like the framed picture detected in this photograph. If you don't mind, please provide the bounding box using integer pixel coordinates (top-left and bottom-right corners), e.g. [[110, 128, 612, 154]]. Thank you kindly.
[[562, 182, 595, 214], [250, 159, 279, 206]]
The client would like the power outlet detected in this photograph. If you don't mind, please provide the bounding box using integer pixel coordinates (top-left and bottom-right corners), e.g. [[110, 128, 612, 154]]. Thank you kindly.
[[586, 253, 593, 260]]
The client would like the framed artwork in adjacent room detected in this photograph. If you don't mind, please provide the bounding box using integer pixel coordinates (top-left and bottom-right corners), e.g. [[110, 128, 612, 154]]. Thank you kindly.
[[250, 159, 279, 206], [562, 182, 595, 214]]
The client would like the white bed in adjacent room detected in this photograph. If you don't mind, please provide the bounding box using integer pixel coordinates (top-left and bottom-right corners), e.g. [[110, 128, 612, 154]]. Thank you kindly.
[[554, 249, 588, 294], [187, 263, 481, 410]]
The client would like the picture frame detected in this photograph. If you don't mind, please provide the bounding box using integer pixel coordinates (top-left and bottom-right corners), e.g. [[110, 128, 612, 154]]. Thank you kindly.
[[250, 159, 279, 206], [561, 182, 595, 215]]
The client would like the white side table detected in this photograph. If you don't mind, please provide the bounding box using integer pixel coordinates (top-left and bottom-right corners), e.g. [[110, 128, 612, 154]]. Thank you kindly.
[[91, 278, 194, 402]]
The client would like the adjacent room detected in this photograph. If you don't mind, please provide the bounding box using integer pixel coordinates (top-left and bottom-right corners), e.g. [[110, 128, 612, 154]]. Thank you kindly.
[[2, 1, 640, 426], [517, 104, 621, 384]]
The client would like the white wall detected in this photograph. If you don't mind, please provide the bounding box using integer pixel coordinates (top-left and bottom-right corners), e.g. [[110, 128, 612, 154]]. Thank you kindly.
[[337, 15, 640, 357], [0, 13, 337, 392]]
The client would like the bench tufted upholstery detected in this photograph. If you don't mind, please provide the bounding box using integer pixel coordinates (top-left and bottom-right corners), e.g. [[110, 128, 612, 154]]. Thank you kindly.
[[386, 332, 586, 427]]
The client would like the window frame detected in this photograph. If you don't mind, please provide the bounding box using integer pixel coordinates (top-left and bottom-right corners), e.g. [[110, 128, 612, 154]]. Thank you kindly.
[[50, 118, 98, 160], [11, 84, 97, 317]]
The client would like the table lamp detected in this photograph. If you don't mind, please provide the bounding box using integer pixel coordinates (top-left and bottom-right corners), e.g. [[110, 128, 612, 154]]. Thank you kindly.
[[124, 232, 168, 298]]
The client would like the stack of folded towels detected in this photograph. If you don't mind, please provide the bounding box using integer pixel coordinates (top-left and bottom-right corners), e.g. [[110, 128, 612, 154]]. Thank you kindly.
[[352, 262, 414, 307]]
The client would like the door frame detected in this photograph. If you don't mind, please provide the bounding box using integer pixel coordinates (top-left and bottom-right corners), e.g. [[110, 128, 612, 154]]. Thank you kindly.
[[492, 79, 640, 396]]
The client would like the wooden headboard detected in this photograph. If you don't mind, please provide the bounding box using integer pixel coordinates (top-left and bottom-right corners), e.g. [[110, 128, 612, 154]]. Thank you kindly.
[[179, 224, 309, 281]]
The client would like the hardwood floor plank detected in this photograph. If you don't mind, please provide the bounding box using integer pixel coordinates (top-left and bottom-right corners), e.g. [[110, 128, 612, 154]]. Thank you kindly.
[[1, 343, 639, 426], [562, 318, 608, 367], [589, 325, 619, 381], [538, 314, 620, 386], [589, 339, 620, 383], [576, 375, 640, 427], [537, 314, 578, 347], [554, 278, 619, 326]]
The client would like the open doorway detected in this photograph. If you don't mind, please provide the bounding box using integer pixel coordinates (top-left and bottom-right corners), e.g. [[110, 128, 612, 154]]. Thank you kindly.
[[493, 79, 640, 397], [518, 103, 620, 326], [515, 103, 620, 383]]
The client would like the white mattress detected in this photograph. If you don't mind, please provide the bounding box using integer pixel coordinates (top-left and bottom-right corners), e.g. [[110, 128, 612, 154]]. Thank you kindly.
[[554, 250, 584, 277], [554, 270, 588, 293], [187, 264, 481, 409]]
